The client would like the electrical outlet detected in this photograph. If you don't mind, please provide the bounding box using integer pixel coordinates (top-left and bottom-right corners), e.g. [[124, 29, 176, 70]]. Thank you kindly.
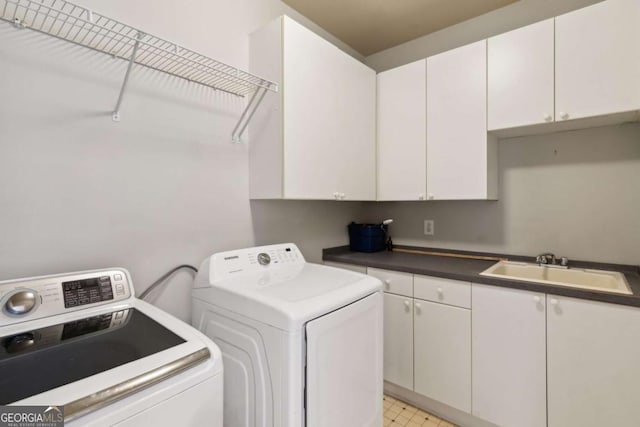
[[424, 220, 434, 236]]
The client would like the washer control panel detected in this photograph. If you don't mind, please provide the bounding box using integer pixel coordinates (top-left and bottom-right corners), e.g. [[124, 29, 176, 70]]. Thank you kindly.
[[0, 269, 133, 326], [210, 243, 306, 282]]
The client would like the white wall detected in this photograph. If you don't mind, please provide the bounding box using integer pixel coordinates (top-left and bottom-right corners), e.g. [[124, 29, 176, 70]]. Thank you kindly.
[[0, 0, 360, 322], [361, 124, 640, 265]]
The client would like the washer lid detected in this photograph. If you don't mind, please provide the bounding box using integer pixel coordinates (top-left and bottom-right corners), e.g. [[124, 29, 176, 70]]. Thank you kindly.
[[192, 263, 382, 331], [0, 297, 221, 407], [0, 307, 190, 405]]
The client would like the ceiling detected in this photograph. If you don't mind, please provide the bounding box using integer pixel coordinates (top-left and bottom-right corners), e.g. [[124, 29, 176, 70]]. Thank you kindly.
[[282, 0, 520, 56]]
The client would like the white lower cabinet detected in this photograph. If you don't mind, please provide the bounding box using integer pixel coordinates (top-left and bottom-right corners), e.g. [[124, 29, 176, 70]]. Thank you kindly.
[[414, 299, 471, 413], [547, 295, 640, 427], [472, 284, 547, 427], [349, 260, 640, 427], [369, 268, 413, 297], [383, 293, 414, 389]]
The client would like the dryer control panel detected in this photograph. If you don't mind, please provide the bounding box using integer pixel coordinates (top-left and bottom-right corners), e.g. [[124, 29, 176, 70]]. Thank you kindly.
[[0, 269, 133, 326], [210, 243, 306, 282]]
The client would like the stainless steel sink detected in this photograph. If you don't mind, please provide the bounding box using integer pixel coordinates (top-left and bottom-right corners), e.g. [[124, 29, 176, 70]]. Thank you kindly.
[[480, 261, 632, 295]]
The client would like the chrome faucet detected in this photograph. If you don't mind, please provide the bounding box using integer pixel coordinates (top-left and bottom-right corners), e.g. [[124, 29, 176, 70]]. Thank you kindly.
[[536, 253, 556, 265], [536, 253, 569, 268]]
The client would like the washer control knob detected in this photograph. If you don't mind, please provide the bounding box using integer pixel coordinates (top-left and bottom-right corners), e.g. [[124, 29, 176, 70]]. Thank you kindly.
[[257, 253, 271, 266], [5, 291, 37, 315], [5, 332, 35, 353]]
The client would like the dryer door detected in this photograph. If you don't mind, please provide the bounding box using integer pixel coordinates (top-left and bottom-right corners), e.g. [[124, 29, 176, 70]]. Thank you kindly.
[[305, 292, 383, 427]]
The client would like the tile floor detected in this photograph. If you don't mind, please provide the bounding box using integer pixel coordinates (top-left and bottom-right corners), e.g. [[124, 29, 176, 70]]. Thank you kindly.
[[383, 395, 458, 427]]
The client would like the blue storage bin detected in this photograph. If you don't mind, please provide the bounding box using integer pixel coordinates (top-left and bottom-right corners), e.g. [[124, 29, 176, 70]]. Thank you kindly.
[[348, 222, 387, 253]]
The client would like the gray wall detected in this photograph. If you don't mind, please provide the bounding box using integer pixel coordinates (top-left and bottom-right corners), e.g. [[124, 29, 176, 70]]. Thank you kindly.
[[366, 0, 602, 71], [360, 124, 640, 265], [0, 0, 359, 322], [252, 200, 362, 260]]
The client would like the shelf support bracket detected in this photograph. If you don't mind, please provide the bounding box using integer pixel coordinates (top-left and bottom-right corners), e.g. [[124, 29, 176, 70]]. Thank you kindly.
[[112, 32, 143, 122], [231, 85, 269, 143]]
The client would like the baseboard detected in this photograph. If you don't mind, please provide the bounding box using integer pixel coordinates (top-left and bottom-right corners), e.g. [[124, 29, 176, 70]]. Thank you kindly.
[[384, 382, 498, 427]]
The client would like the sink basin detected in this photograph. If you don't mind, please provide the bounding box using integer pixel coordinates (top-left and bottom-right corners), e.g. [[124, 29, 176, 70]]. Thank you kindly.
[[480, 261, 632, 295]]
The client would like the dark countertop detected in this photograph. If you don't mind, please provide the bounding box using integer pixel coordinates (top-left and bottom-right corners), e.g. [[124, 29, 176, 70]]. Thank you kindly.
[[323, 245, 640, 308]]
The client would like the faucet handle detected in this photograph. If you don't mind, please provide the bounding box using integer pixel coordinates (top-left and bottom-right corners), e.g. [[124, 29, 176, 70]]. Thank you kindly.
[[536, 253, 556, 265], [560, 257, 569, 267]]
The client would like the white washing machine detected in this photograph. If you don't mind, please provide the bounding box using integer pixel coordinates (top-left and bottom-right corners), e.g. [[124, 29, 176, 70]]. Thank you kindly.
[[0, 268, 223, 426], [192, 243, 383, 427]]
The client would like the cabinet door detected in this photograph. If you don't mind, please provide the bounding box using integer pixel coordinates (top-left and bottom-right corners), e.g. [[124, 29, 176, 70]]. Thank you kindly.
[[488, 19, 554, 130], [368, 268, 413, 297], [414, 299, 471, 412], [383, 293, 413, 389], [426, 40, 496, 200], [547, 295, 640, 427], [282, 17, 376, 200], [472, 285, 546, 427], [414, 275, 470, 309], [377, 60, 427, 201], [555, 0, 640, 121]]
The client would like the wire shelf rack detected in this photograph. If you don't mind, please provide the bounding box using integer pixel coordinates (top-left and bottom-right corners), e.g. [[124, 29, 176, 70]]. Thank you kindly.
[[0, 0, 278, 142]]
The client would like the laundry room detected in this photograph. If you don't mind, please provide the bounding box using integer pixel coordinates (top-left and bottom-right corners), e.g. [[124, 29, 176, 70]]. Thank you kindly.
[[1, 0, 639, 426]]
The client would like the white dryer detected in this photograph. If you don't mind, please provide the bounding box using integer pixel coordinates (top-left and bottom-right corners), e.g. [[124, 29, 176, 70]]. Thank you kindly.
[[0, 268, 223, 426], [192, 243, 383, 427]]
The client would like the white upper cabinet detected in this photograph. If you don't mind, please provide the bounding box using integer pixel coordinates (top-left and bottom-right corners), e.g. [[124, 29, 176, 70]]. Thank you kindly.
[[248, 1, 640, 202], [472, 285, 547, 427], [555, 0, 640, 121], [547, 295, 640, 427], [249, 16, 376, 200], [376, 60, 427, 201], [426, 40, 497, 200], [488, 19, 555, 130]]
